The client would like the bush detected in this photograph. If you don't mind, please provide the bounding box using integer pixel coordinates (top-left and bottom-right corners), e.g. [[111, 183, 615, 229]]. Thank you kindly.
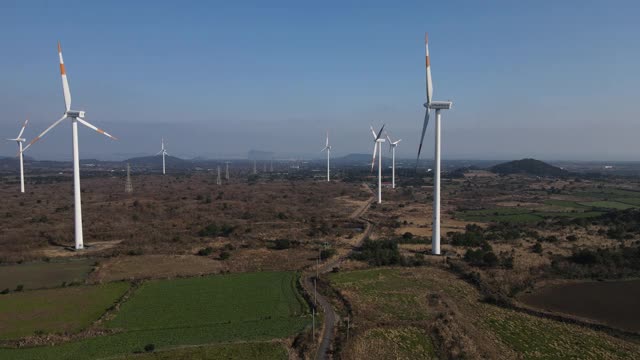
[[144, 344, 155, 352], [273, 239, 291, 250], [198, 223, 235, 237], [532, 242, 543, 254], [350, 239, 401, 266], [14, 284, 24, 292], [0, 289, 9, 295], [219, 251, 231, 260], [320, 248, 336, 260], [197, 247, 213, 256], [463, 249, 499, 268]]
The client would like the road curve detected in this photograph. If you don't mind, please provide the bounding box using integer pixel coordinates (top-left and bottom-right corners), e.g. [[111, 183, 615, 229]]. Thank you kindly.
[[303, 186, 374, 360]]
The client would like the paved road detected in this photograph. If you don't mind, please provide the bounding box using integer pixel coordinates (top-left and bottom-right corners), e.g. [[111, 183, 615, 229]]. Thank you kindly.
[[303, 186, 374, 360]]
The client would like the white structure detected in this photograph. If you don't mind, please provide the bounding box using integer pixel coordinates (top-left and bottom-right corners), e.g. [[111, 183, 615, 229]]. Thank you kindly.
[[125, 163, 133, 194], [416, 33, 453, 256], [370, 124, 386, 204], [8, 119, 28, 193], [225, 161, 230, 180], [216, 165, 222, 185], [321, 131, 331, 182], [386, 133, 402, 189], [156, 138, 168, 174], [22, 42, 118, 250]]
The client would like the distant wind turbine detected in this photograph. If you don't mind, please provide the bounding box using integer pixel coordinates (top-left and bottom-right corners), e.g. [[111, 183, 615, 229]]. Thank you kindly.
[[386, 133, 402, 189], [370, 124, 386, 203], [157, 138, 168, 175], [321, 131, 331, 182], [8, 119, 28, 193], [416, 33, 453, 256], [22, 41, 118, 250]]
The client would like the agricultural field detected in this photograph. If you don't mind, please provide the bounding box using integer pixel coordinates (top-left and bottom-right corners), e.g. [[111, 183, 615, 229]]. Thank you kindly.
[[121, 341, 288, 359], [0, 282, 129, 340], [0, 258, 95, 291], [328, 267, 640, 359], [0, 271, 309, 359]]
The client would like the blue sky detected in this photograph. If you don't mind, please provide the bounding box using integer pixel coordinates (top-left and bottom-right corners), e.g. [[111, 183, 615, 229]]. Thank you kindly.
[[0, 0, 639, 160]]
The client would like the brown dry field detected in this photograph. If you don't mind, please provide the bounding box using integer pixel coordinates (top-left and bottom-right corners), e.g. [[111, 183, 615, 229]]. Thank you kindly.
[[0, 173, 372, 280]]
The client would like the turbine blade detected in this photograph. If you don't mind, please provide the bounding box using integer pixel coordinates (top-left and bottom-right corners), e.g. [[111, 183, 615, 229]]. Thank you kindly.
[[321, 146, 328, 152], [376, 124, 386, 140], [370, 125, 377, 139], [58, 41, 72, 112], [415, 109, 430, 167], [396, 139, 402, 144], [17, 119, 28, 138], [425, 33, 433, 105], [371, 142, 378, 172], [326, 131, 329, 147], [22, 115, 68, 153], [76, 118, 118, 140]]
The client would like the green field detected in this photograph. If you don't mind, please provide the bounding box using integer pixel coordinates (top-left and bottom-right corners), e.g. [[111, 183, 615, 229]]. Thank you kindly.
[[0, 272, 309, 360], [119, 342, 287, 360], [578, 201, 636, 210], [0, 258, 95, 292], [0, 282, 129, 340], [543, 199, 588, 209], [457, 205, 604, 224]]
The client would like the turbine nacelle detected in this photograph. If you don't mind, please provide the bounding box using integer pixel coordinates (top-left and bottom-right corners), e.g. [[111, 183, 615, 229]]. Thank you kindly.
[[65, 110, 86, 118], [428, 101, 453, 110]]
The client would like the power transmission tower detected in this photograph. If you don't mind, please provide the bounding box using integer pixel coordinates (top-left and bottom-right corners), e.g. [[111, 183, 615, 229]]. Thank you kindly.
[[125, 163, 133, 194]]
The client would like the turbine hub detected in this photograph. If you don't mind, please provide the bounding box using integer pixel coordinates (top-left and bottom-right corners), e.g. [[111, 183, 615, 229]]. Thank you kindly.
[[66, 110, 86, 118]]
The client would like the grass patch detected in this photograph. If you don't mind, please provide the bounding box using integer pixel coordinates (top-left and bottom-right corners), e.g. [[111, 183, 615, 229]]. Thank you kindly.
[[107, 272, 307, 331], [484, 307, 635, 359], [0, 258, 95, 291], [118, 341, 287, 359], [350, 327, 437, 360], [543, 199, 588, 209], [0, 282, 129, 340], [578, 201, 636, 210], [0, 272, 309, 359]]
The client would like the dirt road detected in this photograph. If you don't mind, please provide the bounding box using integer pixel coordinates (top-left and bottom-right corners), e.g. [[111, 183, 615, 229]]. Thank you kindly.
[[303, 184, 374, 360]]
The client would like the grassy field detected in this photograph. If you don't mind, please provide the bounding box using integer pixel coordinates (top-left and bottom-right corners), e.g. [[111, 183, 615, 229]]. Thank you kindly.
[[118, 342, 287, 360], [543, 199, 589, 209], [0, 282, 129, 340], [578, 201, 636, 210], [0, 272, 309, 359], [330, 267, 640, 359], [0, 258, 95, 292]]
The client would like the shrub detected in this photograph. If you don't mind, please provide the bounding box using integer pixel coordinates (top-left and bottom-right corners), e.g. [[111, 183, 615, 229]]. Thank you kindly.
[[144, 344, 155, 352], [197, 247, 213, 256], [198, 223, 235, 237], [14, 284, 24, 292], [219, 251, 231, 260], [532, 242, 543, 254], [0, 289, 9, 295], [320, 248, 336, 260], [273, 239, 294, 250]]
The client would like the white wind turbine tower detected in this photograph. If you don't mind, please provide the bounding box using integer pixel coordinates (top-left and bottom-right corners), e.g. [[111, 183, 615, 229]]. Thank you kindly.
[[225, 161, 230, 180], [321, 131, 331, 182], [8, 119, 28, 193], [416, 33, 453, 256], [157, 138, 168, 175], [22, 41, 118, 250], [216, 165, 222, 185], [370, 124, 386, 204], [386, 133, 402, 189]]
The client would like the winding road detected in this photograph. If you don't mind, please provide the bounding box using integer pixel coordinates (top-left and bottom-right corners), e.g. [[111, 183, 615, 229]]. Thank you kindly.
[[302, 184, 374, 360]]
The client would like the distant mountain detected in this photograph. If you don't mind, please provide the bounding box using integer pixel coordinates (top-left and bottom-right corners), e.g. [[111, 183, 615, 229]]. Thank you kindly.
[[490, 158, 568, 177]]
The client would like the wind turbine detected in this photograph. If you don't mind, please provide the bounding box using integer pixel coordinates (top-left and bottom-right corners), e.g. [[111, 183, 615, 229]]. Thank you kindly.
[[8, 119, 28, 193], [321, 131, 331, 182], [370, 124, 386, 203], [416, 33, 453, 256], [386, 133, 402, 189], [157, 138, 168, 175], [22, 41, 118, 250]]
